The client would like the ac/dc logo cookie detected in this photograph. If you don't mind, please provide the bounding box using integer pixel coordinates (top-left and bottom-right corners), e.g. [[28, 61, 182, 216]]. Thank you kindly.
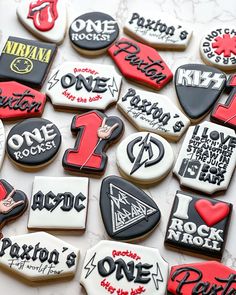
[[46, 62, 122, 110], [80, 240, 169, 295], [63, 110, 124, 174], [108, 38, 173, 90], [165, 191, 232, 259]]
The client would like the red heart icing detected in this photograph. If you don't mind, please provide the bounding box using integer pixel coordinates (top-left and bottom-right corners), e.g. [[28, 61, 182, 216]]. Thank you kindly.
[[195, 199, 230, 227], [0, 182, 7, 201]]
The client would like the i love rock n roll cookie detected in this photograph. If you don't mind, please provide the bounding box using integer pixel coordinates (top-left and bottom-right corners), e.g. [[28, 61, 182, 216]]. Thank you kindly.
[[80, 240, 168, 295], [165, 191, 232, 260]]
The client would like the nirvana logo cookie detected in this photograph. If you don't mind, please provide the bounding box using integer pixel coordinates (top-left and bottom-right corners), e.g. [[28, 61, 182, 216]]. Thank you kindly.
[[28, 176, 89, 230], [0, 120, 5, 169], [168, 261, 236, 295], [0, 232, 79, 281], [80, 240, 168, 295], [173, 121, 236, 194], [200, 28, 236, 70], [175, 64, 226, 121], [46, 62, 122, 110], [124, 12, 192, 49], [100, 176, 161, 241], [118, 87, 189, 141], [0, 37, 57, 88], [63, 110, 124, 174], [7, 118, 61, 168], [108, 38, 173, 90], [165, 191, 232, 259]]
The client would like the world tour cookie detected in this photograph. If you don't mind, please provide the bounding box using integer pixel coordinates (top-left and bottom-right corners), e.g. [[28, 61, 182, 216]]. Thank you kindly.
[[46, 62, 122, 110], [167, 261, 236, 295], [211, 74, 236, 130], [80, 240, 168, 295], [100, 175, 161, 241], [118, 87, 190, 141], [63, 110, 124, 175], [0, 232, 79, 281], [173, 121, 236, 194], [116, 132, 174, 185], [7, 118, 61, 169], [165, 191, 232, 260], [108, 38, 173, 90], [28, 176, 89, 230], [0, 120, 5, 169], [17, 0, 67, 44], [175, 64, 226, 121], [69, 12, 119, 56], [200, 28, 236, 70], [0, 36, 57, 89], [124, 12, 192, 49]]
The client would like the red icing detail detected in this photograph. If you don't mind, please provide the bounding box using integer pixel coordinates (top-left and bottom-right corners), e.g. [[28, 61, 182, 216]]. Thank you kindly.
[[108, 38, 173, 90], [0, 182, 7, 202], [195, 199, 230, 227], [212, 34, 236, 57]]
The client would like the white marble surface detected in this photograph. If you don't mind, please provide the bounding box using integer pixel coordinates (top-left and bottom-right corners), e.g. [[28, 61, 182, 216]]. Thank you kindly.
[[0, 0, 236, 294]]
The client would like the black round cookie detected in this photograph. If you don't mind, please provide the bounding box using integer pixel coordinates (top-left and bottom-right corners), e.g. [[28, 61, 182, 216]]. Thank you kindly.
[[69, 12, 119, 55], [7, 118, 61, 168]]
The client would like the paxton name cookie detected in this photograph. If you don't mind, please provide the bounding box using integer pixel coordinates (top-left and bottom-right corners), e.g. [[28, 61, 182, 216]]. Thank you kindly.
[[46, 62, 122, 110], [80, 240, 168, 295], [165, 191, 232, 259], [173, 121, 236, 194]]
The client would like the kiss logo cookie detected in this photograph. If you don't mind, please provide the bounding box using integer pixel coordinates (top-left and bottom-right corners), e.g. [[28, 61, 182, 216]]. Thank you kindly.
[[17, 0, 67, 44], [168, 261, 236, 294], [100, 176, 161, 241], [165, 191, 232, 259], [80, 240, 168, 295], [200, 28, 236, 70], [124, 12, 192, 49], [0, 36, 57, 89], [69, 12, 119, 56], [118, 87, 190, 141], [108, 38, 173, 90], [175, 64, 226, 121], [173, 121, 236, 194], [46, 62, 122, 110], [7, 118, 61, 169], [0, 120, 5, 169], [28, 176, 89, 230], [63, 110, 124, 175], [0, 232, 79, 281], [116, 132, 174, 184]]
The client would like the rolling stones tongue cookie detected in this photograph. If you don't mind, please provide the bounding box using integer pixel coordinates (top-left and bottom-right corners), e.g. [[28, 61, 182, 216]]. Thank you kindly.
[[116, 132, 174, 184], [63, 110, 124, 175], [173, 121, 236, 194], [28, 176, 89, 230], [46, 62, 122, 110], [7, 118, 61, 169], [118, 87, 190, 141], [124, 12, 192, 49], [108, 38, 173, 90], [165, 191, 232, 260], [200, 28, 236, 70], [80, 240, 169, 295], [0, 120, 5, 169], [17, 0, 67, 44], [69, 12, 119, 56], [100, 176, 161, 241], [0, 232, 79, 281], [175, 64, 226, 121]]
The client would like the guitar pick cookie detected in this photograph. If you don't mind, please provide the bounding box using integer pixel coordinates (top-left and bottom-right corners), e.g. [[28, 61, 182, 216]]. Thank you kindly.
[[173, 121, 236, 194], [0, 120, 5, 169], [116, 132, 174, 184], [17, 0, 67, 44], [165, 190, 232, 260], [80, 240, 169, 295]]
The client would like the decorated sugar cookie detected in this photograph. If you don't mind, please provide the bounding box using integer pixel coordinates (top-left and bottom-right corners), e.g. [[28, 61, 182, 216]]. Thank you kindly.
[[118, 87, 190, 141], [165, 191, 232, 259], [46, 62, 121, 110], [0, 120, 5, 169], [173, 121, 236, 194], [80, 240, 169, 295]]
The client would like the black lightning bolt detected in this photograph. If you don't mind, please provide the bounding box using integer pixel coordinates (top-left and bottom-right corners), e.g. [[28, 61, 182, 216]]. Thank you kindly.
[[152, 263, 164, 290], [84, 253, 97, 279], [48, 70, 60, 90], [108, 77, 118, 97]]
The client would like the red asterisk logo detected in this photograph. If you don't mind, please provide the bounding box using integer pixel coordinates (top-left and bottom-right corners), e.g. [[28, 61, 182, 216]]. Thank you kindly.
[[212, 34, 236, 57]]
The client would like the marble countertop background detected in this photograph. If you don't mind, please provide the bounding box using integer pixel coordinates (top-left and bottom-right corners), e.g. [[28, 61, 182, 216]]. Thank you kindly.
[[0, 0, 236, 294]]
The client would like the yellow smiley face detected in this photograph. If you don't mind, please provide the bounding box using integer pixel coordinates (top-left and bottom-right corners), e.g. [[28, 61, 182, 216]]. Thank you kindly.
[[10, 57, 33, 74]]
